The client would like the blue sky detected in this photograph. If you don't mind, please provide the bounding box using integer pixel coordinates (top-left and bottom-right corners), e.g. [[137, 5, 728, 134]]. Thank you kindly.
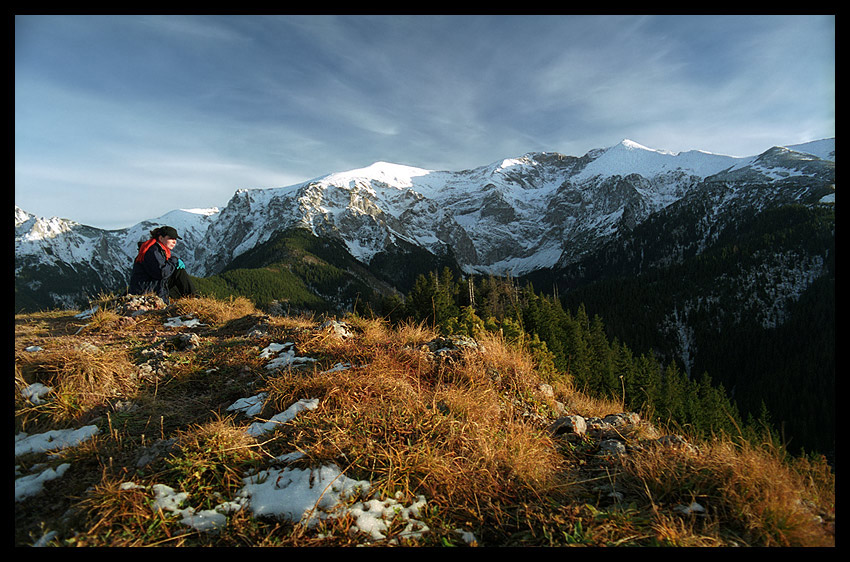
[[15, 15, 835, 230]]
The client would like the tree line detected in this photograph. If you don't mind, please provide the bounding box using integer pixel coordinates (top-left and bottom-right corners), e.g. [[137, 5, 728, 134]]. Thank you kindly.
[[377, 268, 773, 446], [557, 204, 835, 457]]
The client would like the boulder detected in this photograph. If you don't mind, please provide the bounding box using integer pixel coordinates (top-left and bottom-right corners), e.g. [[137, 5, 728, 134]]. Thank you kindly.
[[548, 414, 587, 437]]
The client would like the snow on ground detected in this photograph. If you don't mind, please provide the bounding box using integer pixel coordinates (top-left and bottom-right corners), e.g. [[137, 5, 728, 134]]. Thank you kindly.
[[16, 330, 478, 545], [574, 138, 743, 181], [244, 398, 319, 438], [21, 382, 52, 404], [15, 425, 100, 457], [259, 341, 318, 371], [321, 161, 433, 190], [164, 315, 206, 328], [16, 463, 72, 502], [14, 422, 100, 502]]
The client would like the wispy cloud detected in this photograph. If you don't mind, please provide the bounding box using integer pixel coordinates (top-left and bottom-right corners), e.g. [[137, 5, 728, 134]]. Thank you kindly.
[[15, 14, 834, 228]]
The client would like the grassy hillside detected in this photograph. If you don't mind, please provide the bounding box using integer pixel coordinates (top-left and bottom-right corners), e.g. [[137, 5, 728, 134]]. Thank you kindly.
[[192, 228, 393, 314], [14, 294, 834, 547]]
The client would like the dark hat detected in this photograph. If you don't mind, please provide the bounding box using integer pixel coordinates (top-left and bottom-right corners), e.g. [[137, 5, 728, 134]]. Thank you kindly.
[[161, 226, 182, 240]]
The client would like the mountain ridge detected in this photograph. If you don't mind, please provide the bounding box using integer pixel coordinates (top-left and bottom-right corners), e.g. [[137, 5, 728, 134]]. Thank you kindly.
[[15, 137, 834, 312]]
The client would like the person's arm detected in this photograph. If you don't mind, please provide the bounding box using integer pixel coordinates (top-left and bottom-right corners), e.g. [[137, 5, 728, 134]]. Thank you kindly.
[[141, 244, 178, 280]]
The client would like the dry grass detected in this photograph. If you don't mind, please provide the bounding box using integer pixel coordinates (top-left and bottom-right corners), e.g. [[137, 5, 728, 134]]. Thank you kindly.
[[618, 436, 835, 546], [170, 295, 259, 325], [16, 342, 139, 430], [260, 326, 565, 518], [14, 298, 835, 547]]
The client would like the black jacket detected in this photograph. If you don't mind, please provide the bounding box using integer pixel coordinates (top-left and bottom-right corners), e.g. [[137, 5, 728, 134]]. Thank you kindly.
[[128, 242, 179, 300]]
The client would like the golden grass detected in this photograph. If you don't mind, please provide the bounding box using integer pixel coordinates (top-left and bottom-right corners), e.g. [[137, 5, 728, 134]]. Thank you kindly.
[[170, 295, 259, 325], [261, 328, 567, 519], [14, 297, 835, 547], [16, 342, 139, 429], [619, 436, 835, 546], [167, 416, 265, 494]]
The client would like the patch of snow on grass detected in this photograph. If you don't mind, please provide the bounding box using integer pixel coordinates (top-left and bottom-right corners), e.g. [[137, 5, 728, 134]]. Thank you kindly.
[[226, 392, 268, 417], [21, 382, 53, 405], [15, 425, 100, 456], [15, 463, 71, 501], [260, 342, 317, 371], [237, 464, 370, 526], [164, 315, 205, 328], [245, 398, 319, 437]]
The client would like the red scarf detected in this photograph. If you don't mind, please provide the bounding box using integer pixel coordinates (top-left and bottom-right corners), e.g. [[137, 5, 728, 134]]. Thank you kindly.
[[135, 238, 171, 263]]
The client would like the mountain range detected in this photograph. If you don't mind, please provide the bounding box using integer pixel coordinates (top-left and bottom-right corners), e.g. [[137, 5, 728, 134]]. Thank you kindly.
[[15, 137, 834, 313], [16, 137, 835, 455]]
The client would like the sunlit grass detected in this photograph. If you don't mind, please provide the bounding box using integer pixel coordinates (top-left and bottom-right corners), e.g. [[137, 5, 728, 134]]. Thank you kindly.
[[14, 298, 834, 547]]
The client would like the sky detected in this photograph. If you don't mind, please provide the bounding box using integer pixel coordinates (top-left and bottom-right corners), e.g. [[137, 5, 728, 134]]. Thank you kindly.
[[15, 15, 835, 230]]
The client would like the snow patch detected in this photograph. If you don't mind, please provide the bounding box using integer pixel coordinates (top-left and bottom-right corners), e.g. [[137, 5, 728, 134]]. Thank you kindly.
[[245, 398, 319, 438], [21, 382, 53, 405], [322, 161, 433, 189], [15, 425, 100, 456], [15, 463, 71, 501]]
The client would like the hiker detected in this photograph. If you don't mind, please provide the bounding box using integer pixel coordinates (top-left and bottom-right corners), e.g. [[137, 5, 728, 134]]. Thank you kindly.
[[128, 226, 197, 302]]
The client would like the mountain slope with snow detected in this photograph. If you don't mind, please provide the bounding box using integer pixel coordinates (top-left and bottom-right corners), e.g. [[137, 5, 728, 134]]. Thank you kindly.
[[14, 207, 218, 310], [15, 137, 834, 311], [194, 138, 832, 278]]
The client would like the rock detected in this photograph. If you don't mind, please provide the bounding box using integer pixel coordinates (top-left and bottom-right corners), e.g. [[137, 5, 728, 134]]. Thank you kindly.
[[426, 336, 478, 353], [140, 348, 169, 361], [111, 400, 138, 413], [319, 320, 354, 339], [584, 417, 607, 437], [115, 294, 167, 316], [674, 501, 706, 516], [74, 342, 101, 354], [603, 412, 640, 427], [656, 434, 697, 454], [420, 336, 480, 364], [170, 333, 201, 351], [597, 439, 627, 456], [266, 300, 288, 317], [136, 438, 178, 468], [582, 412, 642, 439], [552, 401, 567, 416], [116, 316, 138, 328], [537, 383, 554, 399], [246, 325, 269, 338], [593, 482, 625, 504], [548, 414, 587, 437], [138, 347, 170, 379], [222, 314, 271, 337]]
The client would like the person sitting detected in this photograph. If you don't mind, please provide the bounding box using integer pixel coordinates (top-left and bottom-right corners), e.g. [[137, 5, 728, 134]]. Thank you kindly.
[[128, 226, 197, 302]]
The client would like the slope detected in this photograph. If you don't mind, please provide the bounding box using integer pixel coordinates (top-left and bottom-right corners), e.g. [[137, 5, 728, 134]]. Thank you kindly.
[[193, 228, 391, 314], [552, 204, 835, 456], [14, 294, 835, 547]]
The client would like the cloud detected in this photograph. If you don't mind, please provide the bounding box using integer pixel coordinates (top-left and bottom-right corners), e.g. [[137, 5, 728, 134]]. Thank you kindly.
[[15, 15, 834, 228]]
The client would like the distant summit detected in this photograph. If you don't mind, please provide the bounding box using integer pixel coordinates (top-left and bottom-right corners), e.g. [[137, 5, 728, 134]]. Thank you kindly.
[[15, 137, 834, 311]]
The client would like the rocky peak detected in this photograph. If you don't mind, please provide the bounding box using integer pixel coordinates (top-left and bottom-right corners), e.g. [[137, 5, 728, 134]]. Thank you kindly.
[[14, 138, 835, 311]]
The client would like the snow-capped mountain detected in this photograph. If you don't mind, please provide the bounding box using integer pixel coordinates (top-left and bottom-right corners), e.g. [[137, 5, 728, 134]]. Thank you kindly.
[[193, 137, 833, 278], [15, 207, 217, 310], [15, 138, 834, 311]]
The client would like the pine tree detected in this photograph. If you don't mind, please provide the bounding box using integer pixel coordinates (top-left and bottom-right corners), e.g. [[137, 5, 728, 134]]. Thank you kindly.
[[404, 268, 460, 334]]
